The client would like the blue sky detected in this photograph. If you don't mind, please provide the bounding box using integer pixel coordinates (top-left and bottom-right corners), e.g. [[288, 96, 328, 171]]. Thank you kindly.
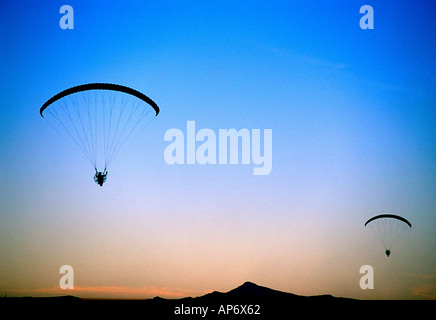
[[0, 1, 435, 299]]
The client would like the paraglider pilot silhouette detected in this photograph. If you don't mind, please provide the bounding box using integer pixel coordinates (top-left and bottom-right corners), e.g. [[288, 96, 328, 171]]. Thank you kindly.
[[40, 83, 159, 186], [94, 169, 108, 187]]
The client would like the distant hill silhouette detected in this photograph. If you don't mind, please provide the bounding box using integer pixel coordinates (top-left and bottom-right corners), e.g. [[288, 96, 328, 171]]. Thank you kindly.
[[0, 281, 426, 318]]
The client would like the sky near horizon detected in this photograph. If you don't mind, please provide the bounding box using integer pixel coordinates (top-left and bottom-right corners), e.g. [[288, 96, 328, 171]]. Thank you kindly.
[[0, 1, 435, 300]]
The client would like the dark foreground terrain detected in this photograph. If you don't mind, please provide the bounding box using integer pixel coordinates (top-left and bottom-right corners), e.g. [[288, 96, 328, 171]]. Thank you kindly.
[[1, 281, 429, 318]]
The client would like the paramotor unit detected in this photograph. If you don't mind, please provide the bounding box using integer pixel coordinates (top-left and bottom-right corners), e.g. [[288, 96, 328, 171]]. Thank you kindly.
[[364, 214, 412, 257], [40, 83, 159, 186]]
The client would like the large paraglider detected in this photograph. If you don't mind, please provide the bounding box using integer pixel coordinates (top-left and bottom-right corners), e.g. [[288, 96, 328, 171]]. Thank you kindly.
[[40, 83, 159, 186], [364, 214, 412, 257]]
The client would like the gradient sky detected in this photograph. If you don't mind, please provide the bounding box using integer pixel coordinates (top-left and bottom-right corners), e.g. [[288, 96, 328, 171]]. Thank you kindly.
[[0, 0, 435, 300]]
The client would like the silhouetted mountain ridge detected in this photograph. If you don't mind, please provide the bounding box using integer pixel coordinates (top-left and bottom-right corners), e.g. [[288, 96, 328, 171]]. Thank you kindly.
[[226, 281, 298, 297], [4, 281, 421, 318], [195, 281, 345, 302]]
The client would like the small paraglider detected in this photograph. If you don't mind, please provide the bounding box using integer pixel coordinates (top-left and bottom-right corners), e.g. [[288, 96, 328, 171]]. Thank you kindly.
[[40, 83, 159, 186], [364, 214, 412, 257]]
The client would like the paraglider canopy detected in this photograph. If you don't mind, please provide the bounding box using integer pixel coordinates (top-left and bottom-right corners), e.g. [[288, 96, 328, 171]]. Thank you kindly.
[[364, 214, 412, 257], [40, 83, 159, 117], [40, 83, 159, 186], [364, 214, 412, 228]]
